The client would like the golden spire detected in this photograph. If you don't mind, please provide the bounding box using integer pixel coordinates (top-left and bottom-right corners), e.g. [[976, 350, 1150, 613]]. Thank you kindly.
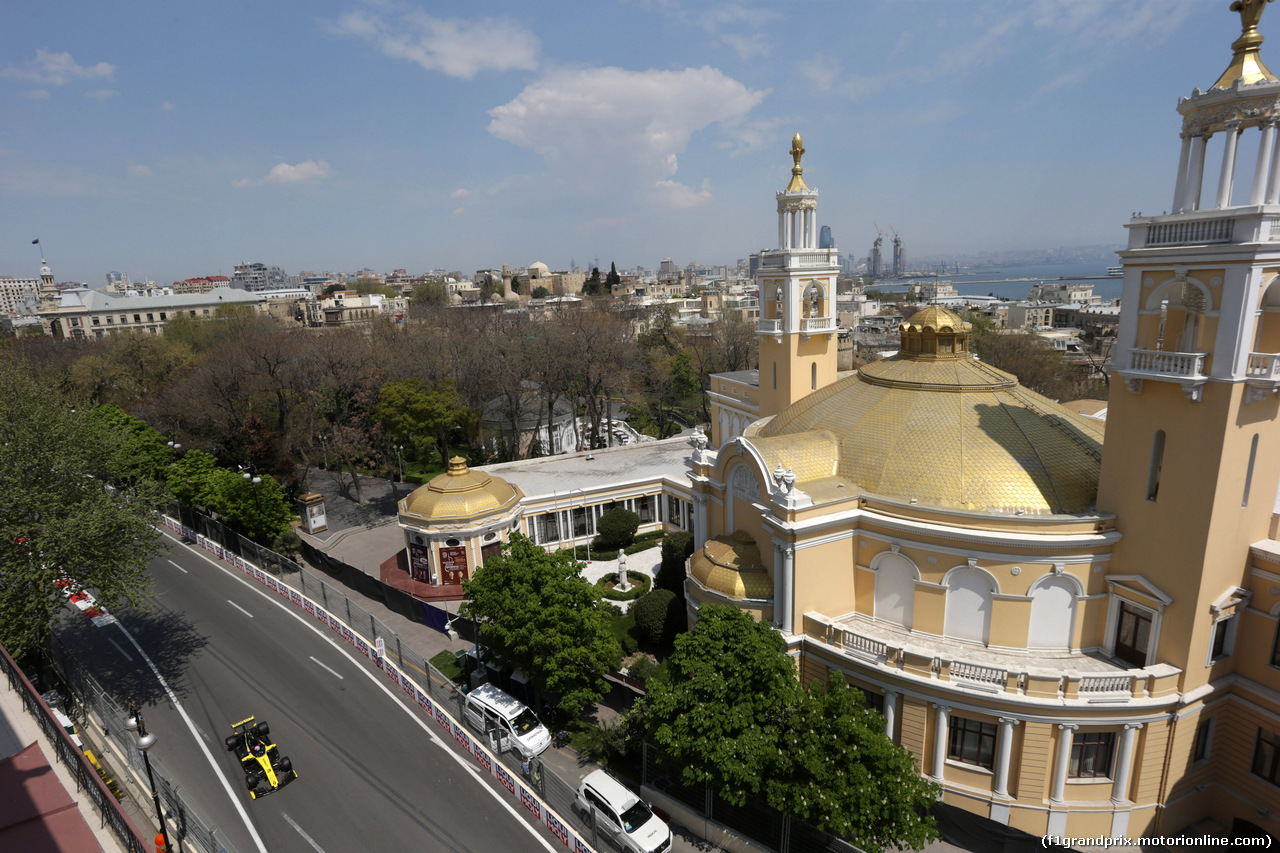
[[785, 132, 810, 192], [1213, 0, 1278, 88]]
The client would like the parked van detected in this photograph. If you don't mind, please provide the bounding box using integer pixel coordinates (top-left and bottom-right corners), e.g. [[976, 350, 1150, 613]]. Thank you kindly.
[[463, 683, 551, 760], [574, 769, 671, 853]]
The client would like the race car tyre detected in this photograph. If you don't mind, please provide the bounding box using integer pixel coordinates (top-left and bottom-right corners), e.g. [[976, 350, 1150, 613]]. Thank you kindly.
[[253, 780, 272, 798], [276, 757, 293, 775], [225, 735, 239, 752], [245, 772, 262, 790], [253, 721, 269, 738]]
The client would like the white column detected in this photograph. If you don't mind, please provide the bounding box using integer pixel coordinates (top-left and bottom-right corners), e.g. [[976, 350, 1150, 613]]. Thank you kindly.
[[1268, 124, 1280, 203], [1183, 134, 1208, 211], [883, 691, 898, 740], [1217, 121, 1241, 208], [993, 717, 1020, 799], [692, 493, 708, 550], [1110, 723, 1143, 805], [772, 542, 784, 629], [1172, 134, 1192, 212], [1050, 724, 1078, 804], [780, 544, 795, 635], [932, 705, 950, 781], [778, 210, 786, 250], [1253, 122, 1277, 204]]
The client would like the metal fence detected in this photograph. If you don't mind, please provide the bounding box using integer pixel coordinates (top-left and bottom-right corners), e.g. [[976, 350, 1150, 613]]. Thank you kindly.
[[0, 641, 150, 853], [47, 634, 232, 853], [642, 742, 866, 853]]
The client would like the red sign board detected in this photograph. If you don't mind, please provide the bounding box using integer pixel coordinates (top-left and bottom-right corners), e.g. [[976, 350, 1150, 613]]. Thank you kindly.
[[408, 543, 432, 582], [440, 546, 469, 585]]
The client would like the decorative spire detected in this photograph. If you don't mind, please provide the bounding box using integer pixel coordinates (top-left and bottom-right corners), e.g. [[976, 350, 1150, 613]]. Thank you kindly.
[[1213, 0, 1278, 88], [785, 132, 810, 193]]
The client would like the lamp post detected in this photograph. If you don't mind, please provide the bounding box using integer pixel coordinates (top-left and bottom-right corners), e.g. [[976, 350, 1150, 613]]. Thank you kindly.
[[124, 699, 170, 853], [317, 434, 329, 470], [242, 471, 263, 540], [394, 444, 405, 482]]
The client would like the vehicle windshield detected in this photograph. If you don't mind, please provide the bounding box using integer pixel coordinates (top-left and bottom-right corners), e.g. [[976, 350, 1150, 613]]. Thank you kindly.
[[510, 708, 540, 736], [620, 801, 653, 834]]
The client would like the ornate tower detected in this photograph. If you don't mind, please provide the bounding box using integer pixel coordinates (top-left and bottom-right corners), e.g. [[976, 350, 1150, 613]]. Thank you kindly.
[[1099, 0, 1280, 687], [756, 134, 840, 420]]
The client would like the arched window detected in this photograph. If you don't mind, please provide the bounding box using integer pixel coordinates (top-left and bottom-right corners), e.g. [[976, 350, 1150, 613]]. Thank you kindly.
[[1028, 576, 1079, 649], [802, 282, 824, 318], [944, 568, 995, 644], [873, 553, 916, 629], [811, 362, 817, 390]]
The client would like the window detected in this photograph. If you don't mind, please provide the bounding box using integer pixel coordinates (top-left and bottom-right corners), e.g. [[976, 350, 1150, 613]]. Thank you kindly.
[[1192, 719, 1212, 764], [1114, 601, 1152, 667], [1244, 434, 1259, 507], [1146, 430, 1165, 501], [1069, 731, 1115, 779], [572, 507, 591, 538], [133, 314, 141, 323], [536, 512, 560, 544], [772, 362, 777, 390], [636, 495, 654, 524], [106, 316, 114, 324], [1252, 728, 1280, 787], [159, 312, 167, 321], [120, 314, 128, 323], [146, 313, 154, 322], [1210, 616, 1236, 662], [811, 362, 817, 390], [91, 316, 100, 325], [863, 692, 885, 715], [948, 717, 997, 770], [1272, 622, 1280, 668]]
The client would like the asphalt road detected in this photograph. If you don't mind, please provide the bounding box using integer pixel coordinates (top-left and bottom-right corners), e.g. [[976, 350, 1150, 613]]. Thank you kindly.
[[56, 530, 557, 853]]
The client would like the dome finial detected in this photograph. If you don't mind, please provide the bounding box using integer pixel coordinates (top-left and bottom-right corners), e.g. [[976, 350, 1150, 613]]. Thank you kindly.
[[1213, 0, 1278, 88], [785, 132, 810, 192]]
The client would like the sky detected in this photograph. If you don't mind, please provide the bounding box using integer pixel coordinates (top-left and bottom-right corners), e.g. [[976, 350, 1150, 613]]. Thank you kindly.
[[0, 0, 1258, 285]]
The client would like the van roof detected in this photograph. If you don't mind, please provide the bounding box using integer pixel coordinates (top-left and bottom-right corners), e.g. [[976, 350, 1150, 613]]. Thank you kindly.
[[582, 769, 638, 812], [469, 682, 527, 718]]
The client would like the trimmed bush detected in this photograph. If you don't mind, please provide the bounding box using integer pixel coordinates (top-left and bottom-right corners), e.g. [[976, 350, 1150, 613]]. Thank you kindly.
[[633, 588, 684, 647], [656, 531, 694, 593], [623, 538, 661, 556], [594, 507, 640, 551], [596, 571, 651, 601], [608, 612, 640, 654]]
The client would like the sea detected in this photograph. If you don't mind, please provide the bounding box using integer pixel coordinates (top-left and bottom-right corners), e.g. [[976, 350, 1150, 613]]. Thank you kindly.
[[885, 261, 1121, 302]]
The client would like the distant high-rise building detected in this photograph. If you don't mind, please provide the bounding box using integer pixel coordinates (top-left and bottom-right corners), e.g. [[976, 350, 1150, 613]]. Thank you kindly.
[[870, 236, 883, 277], [231, 262, 289, 292], [819, 225, 834, 249], [658, 258, 676, 274], [892, 235, 906, 277], [105, 271, 129, 292]]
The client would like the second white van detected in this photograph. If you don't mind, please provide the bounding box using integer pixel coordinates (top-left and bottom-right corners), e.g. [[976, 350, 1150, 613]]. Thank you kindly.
[[463, 683, 551, 760]]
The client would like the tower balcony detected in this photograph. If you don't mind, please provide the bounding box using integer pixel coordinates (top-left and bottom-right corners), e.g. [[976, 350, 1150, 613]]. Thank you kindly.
[[756, 248, 840, 269], [800, 316, 836, 334], [1115, 348, 1208, 401], [803, 611, 1182, 706], [1245, 352, 1280, 402], [1126, 206, 1280, 249]]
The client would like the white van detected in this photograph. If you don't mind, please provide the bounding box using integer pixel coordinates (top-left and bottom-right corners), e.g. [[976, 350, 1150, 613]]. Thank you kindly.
[[574, 769, 671, 853], [463, 683, 551, 760]]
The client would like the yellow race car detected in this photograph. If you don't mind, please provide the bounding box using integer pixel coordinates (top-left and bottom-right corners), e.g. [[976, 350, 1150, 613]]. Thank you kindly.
[[224, 716, 296, 799]]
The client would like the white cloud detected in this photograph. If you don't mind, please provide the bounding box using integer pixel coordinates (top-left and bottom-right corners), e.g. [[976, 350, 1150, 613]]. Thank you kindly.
[[129, 164, 152, 177], [2, 49, 115, 85], [450, 188, 471, 199], [798, 55, 841, 91], [487, 66, 766, 205], [161, 101, 174, 111], [85, 89, 119, 100], [234, 159, 333, 188], [719, 33, 769, 61], [18, 89, 50, 101], [328, 7, 539, 79], [655, 178, 713, 208]]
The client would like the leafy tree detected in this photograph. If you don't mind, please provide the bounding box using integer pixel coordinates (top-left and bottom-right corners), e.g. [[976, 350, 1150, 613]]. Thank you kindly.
[[461, 534, 622, 714], [966, 315, 1100, 401], [0, 354, 163, 659], [167, 449, 222, 507], [656, 531, 694, 593], [374, 377, 474, 467], [765, 675, 939, 853], [353, 278, 395, 297], [87, 405, 175, 485], [412, 281, 449, 306], [216, 470, 293, 542], [531, 285, 551, 300], [582, 267, 604, 296], [606, 262, 621, 289], [632, 588, 684, 647], [643, 604, 797, 805], [594, 506, 639, 551]]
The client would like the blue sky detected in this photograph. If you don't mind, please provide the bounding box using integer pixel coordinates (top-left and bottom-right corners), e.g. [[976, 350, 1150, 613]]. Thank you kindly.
[[0, 0, 1252, 285]]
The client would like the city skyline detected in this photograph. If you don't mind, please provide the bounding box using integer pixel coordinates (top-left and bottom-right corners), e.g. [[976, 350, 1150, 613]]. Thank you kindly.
[[0, 0, 1228, 285]]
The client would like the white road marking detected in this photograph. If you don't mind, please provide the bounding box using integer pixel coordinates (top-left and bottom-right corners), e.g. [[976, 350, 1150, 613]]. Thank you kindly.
[[281, 812, 328, 853], [167, 559, 189, 574], [309, 656, 344, 680], [192, 721, 212, 745], [160, 528, 558, 853], [227, 600, 254, 618], [114, 619, 269, 853], [108, 639, 133, 661]]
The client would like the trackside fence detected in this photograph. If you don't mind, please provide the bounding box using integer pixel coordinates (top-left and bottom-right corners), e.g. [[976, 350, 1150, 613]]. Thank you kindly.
[[0, 641, 151, 853], [160, 512, 607, 853]]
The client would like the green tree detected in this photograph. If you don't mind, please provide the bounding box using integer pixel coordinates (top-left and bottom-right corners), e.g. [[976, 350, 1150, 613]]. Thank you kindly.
[[582, 267, 604, 296], [0, 355, 163, 659], [373, 377, 473, 467], [412, 281, 448, 306], [606, 262, 621, 289], [632, 588, 684, 647], [353, 278, 395, 297], [531, 285, 551, 300], [594, 506, 639, 551], [216, 470, 293, 542], [656, 531, 694, 593], [643, 604, 797, 805], [87, 405, 175, 485], [461, 534, 622, 715], [765, 675, 939, 852], [167, 449, 222, 507]]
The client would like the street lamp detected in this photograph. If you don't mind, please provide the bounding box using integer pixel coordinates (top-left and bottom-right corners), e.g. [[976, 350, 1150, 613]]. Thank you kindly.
[[243, 471, 263, 540], [317, 434, 329, 470], [394, 444, 405, 482], [124, 699, 170, 853]]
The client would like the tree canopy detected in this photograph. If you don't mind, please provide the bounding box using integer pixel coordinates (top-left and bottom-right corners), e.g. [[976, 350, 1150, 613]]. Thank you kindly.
[[461, 534, 621, 714], [0, 354, 164, 659], [642, 604, 939, 853]]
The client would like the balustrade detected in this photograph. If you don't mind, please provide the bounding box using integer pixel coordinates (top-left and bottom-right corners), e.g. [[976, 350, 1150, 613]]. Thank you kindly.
[[1128, 348, 1206, 377]]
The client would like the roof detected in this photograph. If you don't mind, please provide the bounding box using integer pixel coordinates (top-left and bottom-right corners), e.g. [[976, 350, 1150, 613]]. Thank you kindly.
[[689, 531, 773, 600], [60, 286, 263, 312], [481, 391, 575, 429], [580, 769, 639, 811], [477, 437, 691, 499], [0, 743, 105, 852], [753, 305, 1105, 515], [399, 457, 522, 523]]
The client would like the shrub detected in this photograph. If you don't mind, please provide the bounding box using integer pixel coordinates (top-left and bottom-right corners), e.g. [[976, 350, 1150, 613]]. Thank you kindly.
[[656, 531, 694, 593], [594, 507, 640, 551], [628, 656, 658, 684], [609, 612, 640, 654], [596, 571, 651, 601], [271, 527, 302, 557], [633, 589, 683, 646], [623, 538, 661, 556]]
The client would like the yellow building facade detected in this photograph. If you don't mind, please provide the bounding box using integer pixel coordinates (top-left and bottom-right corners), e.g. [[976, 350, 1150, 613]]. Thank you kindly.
[[698, 6, 1280, 842]]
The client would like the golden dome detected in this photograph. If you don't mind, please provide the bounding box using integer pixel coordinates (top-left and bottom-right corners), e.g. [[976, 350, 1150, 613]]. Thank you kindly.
[[399, 457, 522, 523], [755, 313, 1105, 515], [1212, 0, 1278, 89], [689, 531, 773, 600]]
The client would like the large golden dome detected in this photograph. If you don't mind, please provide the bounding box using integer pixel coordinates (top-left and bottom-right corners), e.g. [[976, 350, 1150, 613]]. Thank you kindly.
[[689, 531, 773, 600], [754, 307, 1104, 515], [399, 457, 522, 523]]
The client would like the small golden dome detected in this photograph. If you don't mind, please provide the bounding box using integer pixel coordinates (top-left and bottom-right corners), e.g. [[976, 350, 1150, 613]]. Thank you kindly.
[[896, 304, 974, 361], [399, 457, 522, 522], [689, 531, 773, 600]]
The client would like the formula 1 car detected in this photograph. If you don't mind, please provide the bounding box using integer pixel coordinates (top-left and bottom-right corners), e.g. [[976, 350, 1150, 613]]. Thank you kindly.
[[225, 716, 296, 799]]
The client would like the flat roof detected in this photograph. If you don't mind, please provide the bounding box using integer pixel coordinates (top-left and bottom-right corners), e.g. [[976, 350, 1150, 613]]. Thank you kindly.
[[477, 437, 692, 500]]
